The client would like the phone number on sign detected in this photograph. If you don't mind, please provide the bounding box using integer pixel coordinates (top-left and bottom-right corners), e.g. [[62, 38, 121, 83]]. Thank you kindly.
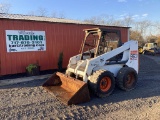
[[10, 41, 43, 44]]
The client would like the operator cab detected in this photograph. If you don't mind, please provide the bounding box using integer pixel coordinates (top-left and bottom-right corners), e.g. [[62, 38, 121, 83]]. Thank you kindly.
[[80, 28, 122, 60]]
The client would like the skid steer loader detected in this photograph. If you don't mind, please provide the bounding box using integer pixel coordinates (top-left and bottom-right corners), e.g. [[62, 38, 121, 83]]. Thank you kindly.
[[42, 28, 139, 105]]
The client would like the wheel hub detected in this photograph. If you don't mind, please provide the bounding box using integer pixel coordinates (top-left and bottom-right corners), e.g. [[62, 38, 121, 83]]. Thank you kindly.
[[100, 77, 111, 92]]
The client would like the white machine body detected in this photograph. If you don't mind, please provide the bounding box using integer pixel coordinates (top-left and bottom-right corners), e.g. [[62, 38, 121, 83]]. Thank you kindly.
[[66, 40, 139, 82]]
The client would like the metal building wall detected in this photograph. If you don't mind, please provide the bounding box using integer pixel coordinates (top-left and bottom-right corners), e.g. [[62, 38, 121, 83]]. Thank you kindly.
[[0, 19, 129, 75]]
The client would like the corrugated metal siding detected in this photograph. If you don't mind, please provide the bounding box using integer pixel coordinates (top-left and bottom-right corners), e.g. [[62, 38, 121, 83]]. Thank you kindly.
[[0, 19, 129, 75]]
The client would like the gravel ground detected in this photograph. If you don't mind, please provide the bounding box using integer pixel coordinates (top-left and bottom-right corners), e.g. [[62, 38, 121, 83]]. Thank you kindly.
[[0, 55, 160, 120]]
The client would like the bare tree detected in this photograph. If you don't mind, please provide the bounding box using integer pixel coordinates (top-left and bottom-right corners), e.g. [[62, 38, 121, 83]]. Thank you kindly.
[[36, 7, 48, 17], [52, 11, 58, 18], [130, 30, 144, 41], [133, 20, 150, 38], [58, 12, 66, 19], [51, 11, 66, 19], [150, 21, 160, 35], [83, 14, 159, 46], [146, 35, 157, 42], [27, 8, 66, 19], [83, 14, 135, 27], [0, 2, 11, 14], [27, 11, 36, 16], [130, 30, 145, 45], [156, 35, 160, 47], [151, 21, 160, 29], [27, 8, 48, 17], [121, 16, 134, 27], [84, 14, 116, 25], [156, 22, 160, 30], [110, 20, 123, 26], [103, 15, 117, 26], [84, 16, 105, 24]]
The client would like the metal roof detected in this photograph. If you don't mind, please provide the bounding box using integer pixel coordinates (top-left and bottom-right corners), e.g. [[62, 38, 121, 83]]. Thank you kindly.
[[0, 13, 130, 28], [0, 13, 89, 24]]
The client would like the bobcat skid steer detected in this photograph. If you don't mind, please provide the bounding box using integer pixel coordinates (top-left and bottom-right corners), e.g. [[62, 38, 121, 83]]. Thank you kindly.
[[42, 28, 139, 105]]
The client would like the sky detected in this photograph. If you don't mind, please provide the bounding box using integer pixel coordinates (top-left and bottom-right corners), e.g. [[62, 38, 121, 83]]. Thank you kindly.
[[0, 0, 160, 22]]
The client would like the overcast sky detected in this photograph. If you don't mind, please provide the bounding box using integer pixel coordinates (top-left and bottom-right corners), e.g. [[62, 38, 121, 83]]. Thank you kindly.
[[0, 0, 159, 21]]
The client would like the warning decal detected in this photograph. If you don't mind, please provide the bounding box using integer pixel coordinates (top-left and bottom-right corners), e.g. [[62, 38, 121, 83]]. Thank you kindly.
[[130, 50, 138, 60]]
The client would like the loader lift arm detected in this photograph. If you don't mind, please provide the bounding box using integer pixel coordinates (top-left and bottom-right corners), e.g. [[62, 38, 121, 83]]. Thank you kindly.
[[83, 40, 138, 82]]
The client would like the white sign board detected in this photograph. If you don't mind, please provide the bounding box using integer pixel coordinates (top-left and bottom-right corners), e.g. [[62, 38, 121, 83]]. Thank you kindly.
[[6, 30, 46, 52]]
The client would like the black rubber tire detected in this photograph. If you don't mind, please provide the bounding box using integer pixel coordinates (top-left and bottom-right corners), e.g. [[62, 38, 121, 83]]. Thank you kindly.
[[142, 50, 146, 55], [116, 67, 138, 91], [152, 52, 156, 56], [89, 70, 115, 98]]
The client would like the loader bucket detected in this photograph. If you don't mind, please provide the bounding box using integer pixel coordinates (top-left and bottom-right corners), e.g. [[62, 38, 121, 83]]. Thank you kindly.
[[42, 72, 90, 105]]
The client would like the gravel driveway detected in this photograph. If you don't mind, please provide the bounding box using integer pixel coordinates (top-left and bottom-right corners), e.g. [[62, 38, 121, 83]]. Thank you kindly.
[[0, 55, 160, 120]]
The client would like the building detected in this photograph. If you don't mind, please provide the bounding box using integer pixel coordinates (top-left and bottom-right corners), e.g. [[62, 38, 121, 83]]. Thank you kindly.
[[0, 13, 130, 75]]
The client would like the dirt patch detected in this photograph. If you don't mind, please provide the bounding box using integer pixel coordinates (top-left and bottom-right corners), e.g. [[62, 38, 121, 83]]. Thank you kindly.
[[0, 55, 160, 119]]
